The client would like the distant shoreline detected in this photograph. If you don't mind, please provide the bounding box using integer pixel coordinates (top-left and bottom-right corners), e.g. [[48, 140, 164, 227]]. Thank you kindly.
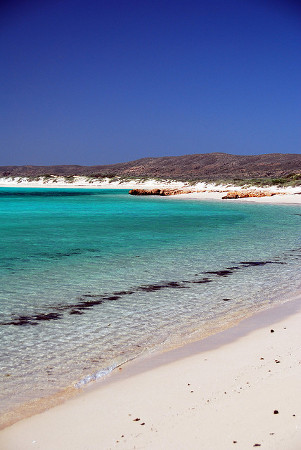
[[1, 176, 301, 204]]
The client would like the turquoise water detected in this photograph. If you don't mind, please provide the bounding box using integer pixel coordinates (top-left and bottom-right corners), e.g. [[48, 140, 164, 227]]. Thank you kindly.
[[0, 188, 300, 419]]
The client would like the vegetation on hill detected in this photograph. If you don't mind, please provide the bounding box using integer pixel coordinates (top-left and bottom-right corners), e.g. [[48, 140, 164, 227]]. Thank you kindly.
[[1, 153, 301, 186]]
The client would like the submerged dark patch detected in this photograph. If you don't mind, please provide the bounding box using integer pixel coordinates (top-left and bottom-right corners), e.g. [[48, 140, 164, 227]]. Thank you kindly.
[[138, 281, 187, 292], [190, 277, 212, 284], [238, 261, 286, 267], [113, 290, 135, 296], [1, 312, 62, 326], [34, 313, 62, 321], [165, 281, 187, 288], [75, 299, 104, 309], [240, 261, 271, 267], [204, 270, 233, 277], [1, 316, 36, 326], [138, 285, 165, 292]]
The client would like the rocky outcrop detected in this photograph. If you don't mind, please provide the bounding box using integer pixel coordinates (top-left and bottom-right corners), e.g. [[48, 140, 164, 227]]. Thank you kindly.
[[129, 188, 194, 196], [129, 189, 281, 198], [222, 191, 277, 199]]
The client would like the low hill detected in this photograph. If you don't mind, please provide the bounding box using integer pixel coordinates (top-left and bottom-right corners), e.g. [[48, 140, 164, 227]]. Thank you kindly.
[[1, 153, 301, 181]]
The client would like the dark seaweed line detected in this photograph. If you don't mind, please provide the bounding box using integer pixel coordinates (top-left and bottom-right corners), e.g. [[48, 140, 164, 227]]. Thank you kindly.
[[0, 257, 292, 327], [0, 191, 97, 197]]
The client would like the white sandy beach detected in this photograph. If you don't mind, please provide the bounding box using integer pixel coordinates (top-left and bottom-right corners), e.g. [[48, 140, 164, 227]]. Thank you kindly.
[[1, 295, 301, 449]]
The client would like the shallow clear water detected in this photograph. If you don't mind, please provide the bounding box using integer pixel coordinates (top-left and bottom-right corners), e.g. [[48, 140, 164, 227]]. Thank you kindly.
[[0, 188, 300, 417]]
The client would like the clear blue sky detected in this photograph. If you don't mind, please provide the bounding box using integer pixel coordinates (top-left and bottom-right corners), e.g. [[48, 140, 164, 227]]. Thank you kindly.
[[1, 0, 300, 165]]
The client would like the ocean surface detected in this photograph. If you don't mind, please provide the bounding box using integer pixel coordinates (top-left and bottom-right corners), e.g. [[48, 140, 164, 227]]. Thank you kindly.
[[0, 188, 300, 422]]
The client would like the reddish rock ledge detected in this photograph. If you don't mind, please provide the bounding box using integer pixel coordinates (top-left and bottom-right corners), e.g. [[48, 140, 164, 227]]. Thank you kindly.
[[129, 188, 194, 196], [222, 190, 277, 199]]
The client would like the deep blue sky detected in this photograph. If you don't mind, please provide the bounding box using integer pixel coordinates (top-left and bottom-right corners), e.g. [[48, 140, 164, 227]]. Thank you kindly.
[[1, 0, 300, 165]]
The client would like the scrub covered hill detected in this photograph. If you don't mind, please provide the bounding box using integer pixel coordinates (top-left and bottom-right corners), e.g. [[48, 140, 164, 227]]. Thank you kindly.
[[1, 153, 301, 182]]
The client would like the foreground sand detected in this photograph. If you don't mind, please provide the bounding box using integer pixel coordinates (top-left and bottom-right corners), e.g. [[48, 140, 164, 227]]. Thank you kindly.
[[1, 296, 301, 450]]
